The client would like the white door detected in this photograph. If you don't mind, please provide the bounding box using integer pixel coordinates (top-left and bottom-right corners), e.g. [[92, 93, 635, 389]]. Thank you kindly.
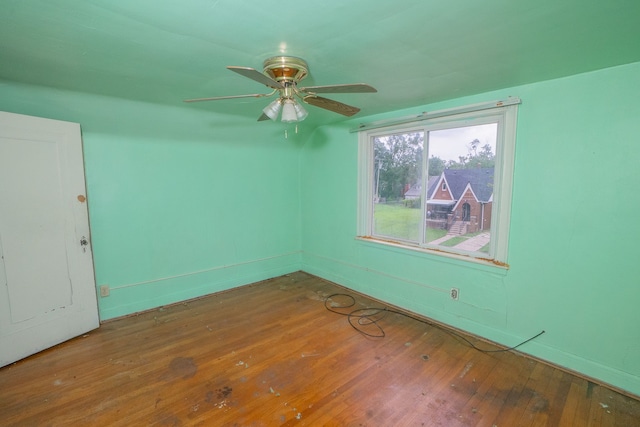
[[0, 111, 99, 367]]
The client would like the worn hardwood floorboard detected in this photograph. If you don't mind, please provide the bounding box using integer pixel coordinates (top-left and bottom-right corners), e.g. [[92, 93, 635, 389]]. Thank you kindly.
[[1, 271, 638, 426]]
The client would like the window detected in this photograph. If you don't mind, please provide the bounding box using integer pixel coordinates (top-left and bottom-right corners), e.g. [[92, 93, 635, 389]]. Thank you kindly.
[[357, 101, 518, 266]]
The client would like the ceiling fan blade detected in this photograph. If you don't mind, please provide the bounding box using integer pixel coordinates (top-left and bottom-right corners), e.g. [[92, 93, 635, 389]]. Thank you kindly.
[[183, 93, 271, 103], [303, 95, 361, 117], [300, 83, 377, 94], [227, 66, 284, 89]]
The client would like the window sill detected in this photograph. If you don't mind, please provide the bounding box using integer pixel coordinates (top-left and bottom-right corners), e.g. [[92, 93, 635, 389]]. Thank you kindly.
[[355, 236, 510, 273]]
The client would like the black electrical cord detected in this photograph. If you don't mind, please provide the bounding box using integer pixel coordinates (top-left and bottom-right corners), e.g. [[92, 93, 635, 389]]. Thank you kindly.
[[324, 293, 545, 354]]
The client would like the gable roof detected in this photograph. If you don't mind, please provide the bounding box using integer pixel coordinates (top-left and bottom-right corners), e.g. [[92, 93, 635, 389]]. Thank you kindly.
[[404, 176, 438, 199], [428, 168, 494, 203]]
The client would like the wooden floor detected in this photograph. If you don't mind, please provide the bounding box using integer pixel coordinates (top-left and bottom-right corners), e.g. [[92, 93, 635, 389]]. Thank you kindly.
[[1, 272, 638, 426]]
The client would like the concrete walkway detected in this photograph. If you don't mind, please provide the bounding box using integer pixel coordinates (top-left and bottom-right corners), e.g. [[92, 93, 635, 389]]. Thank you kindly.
[[429, 234, 455, 245], [452, 232, 490, 251], [430, 232, 490, 251]]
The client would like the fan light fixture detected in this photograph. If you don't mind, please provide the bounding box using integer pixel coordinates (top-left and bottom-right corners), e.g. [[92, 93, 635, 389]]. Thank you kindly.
[[293, 101, 308, 121], [281, 99, 297, 122], [263, 98, 308, 123], [262, 99, 282, 121]]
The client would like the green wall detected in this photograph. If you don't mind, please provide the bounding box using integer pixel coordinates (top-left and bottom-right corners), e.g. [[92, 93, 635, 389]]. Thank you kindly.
[[1, 61, 639, 396], [300, 62, 640, 396], [0, 82, 303, 320]]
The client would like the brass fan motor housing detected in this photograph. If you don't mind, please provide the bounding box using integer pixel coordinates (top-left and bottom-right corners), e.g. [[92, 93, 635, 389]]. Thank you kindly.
[[263, 56, 309, 84]]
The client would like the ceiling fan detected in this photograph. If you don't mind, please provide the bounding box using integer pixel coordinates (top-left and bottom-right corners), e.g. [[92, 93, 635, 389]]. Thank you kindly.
[[184, 56, 377, 123]]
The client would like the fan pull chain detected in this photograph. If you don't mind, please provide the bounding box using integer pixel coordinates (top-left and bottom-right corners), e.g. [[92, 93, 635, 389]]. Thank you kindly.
[[284, 125, 300, 139]]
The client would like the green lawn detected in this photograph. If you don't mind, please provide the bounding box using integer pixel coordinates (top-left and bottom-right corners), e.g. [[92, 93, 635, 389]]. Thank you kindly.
[[438, 236, 466, 247], [373, 203, 489, 252], [374, 203, 421, 241], [426, 227, 448, 242], [373, 203, 447, 242]]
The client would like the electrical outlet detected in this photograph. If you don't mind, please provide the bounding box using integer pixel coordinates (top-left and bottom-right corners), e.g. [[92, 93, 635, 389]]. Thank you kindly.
[[100, 285, 110, 297], [450, 287, 459, 301]]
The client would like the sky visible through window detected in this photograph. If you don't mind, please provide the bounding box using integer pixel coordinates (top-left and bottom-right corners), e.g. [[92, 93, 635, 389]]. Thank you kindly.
[[428, 123, 497, 165]]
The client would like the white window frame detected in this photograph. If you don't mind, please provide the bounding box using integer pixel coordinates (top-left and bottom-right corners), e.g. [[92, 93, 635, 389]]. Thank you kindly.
[[357, 101, 518, 268]]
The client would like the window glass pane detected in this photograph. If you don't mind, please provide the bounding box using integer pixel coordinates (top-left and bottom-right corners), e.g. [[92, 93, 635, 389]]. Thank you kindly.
[[372, 131, 424, 242], [425, 123, 497, 254], [358, 103, 517, 265]]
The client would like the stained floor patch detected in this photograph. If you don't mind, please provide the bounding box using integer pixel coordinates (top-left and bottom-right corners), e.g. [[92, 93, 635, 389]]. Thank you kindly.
[[216, 386, 233, 399], [161, 357, 198, 381]]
